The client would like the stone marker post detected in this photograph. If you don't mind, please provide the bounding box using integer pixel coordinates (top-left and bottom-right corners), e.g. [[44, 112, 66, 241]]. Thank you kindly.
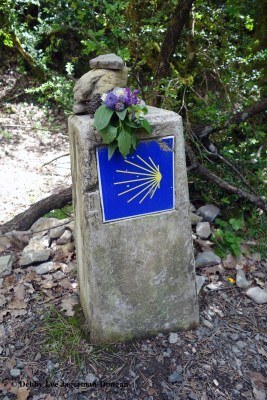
[[69, 54, 199, 343]]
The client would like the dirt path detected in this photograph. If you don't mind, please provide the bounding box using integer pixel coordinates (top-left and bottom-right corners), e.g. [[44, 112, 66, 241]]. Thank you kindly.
[[0, 102, 71, 224]]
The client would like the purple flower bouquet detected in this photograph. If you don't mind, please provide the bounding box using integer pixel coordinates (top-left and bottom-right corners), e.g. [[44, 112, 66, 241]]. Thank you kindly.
[[93, 87, 152, 159]]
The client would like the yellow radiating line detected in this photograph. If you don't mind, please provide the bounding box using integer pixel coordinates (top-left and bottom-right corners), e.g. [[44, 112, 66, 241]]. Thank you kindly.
[[127, 181, 155, 203], [124, 159, 155, 174], [136, 155, 158, 173], [149, 157, 158, 171], [114, 177, 152, 185], [116, 170, 152, 176], [150, 182, 160, 199], [139, 181, 158, 203], [118, 179, 154, 196]]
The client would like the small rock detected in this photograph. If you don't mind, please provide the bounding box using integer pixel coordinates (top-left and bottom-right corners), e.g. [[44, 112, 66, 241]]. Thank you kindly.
[[196, 275, 206, 294], [34, 352, 42, 361], [195, 251, 221, 268], [232, 346, 241, 354], [89, 53, 124, 70], [35, 261, 54, 275], [229, 333, 239, 341], [196, 222, 211, 239], [190, 213, 203, 225], [49, 225, 66, 239], [16, 360, 25, 369], [246, 287, 267, 304], [236, 270, 250, 289], [236, 340, 247, 349], [5, 230, 31, 249], [57, 229, 72, 245], [169, 332, 178, 344], [0, 235, 11, 252], [53, 271, 66, 280], [31, 217, 68, 234], [0, 346, 3, 354], [85, 373, 98, 384], [66, 221, 74, 231], [10, 368, 21, 377], [20, 248, 51, 266], [251, 252, 261, 262], [196, 204, 220, 222], [202, 319, 214, 330], [0, 254, 14, 277], [190, 203, 196, 212], [168, 370, 182, 384]]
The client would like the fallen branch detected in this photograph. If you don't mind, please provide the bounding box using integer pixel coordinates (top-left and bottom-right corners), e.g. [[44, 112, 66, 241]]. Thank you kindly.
[[0, 187, 72, 234], [186, 144, 267, 212], [42, 153, 70, 167], [192, 99, 267, 139]]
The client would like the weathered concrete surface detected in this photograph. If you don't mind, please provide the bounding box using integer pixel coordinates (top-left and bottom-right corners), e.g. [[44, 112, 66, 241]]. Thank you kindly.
[[68, 107, 199, 343]]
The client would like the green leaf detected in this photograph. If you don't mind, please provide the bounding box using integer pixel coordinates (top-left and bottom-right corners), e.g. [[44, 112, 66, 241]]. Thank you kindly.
[[140, 118, 153, 134], [108, 142, 118, 160], [117, 127, 132, 158], [229, 218, 243, 232], [131, 134, 137, 149], [93, 105, 114, 130], [100, 125, 118, 144], [116, 109, 127, 120]]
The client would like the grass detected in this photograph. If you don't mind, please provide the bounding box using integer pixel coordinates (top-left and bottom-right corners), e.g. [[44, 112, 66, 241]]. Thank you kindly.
[[43, 306, 87, 365]]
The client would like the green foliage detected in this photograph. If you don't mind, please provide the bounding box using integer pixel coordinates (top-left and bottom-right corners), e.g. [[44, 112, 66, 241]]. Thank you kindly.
[[45, 204, 73, 220], [213, 217, 244, 257], [43, 306, 86, 365], [93, 103, 152, 158]]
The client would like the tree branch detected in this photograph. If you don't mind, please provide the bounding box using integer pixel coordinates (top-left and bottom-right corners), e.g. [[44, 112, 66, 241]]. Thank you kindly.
[[186, 144, 267, 212], [192, 99, 267, 139], [0, 187, 72, 234]]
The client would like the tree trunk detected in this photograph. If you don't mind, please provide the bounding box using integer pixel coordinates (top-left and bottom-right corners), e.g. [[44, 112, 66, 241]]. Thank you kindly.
[[0, 187, 72, 234], [155, 0, 195, 80]]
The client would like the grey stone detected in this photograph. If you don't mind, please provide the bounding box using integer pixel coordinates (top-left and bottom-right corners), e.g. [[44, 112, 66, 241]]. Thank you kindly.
[[196, 275, 206, 294], [229, 333, 239, 341], [5, 230, 31, 249], [66, 221, 75, 231], [195, 251, 221, 268], [0, 236, 11, 252], [49, 225, 65, 239], [73, 101, 87, 115], [89, 53, 124, 70], [202, 319, 214, 330], [57, 229, 72, 245], [10, 368, 21, 377], [68, 107, 199, 343], [169, 332, 179, 344], [196, 204, 220, 222], [168, 370, 182, 383], [236, 270, 250, 289], [35, 261, 54, 275], [196, 222, 211, 239], [20, 248, 51, 266], [31, 217, 68, 233], [0, 346, 3, 354], [0, 254, 14, 277], [16, 360, 25, 369], [85, 373, 98, 384], [73, 67, 128, 104], [246, 287, 267, 304], [236, 340, 247, 349], [190, 203, 196, 212], [190, 213, 203, 225]]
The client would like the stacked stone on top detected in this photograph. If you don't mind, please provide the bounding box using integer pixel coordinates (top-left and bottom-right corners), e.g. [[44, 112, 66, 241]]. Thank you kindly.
[[73, 53, 128, 115]]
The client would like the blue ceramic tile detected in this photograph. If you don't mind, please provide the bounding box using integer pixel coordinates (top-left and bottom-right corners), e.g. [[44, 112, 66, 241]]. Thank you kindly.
[[96, 136, 175, 222]]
